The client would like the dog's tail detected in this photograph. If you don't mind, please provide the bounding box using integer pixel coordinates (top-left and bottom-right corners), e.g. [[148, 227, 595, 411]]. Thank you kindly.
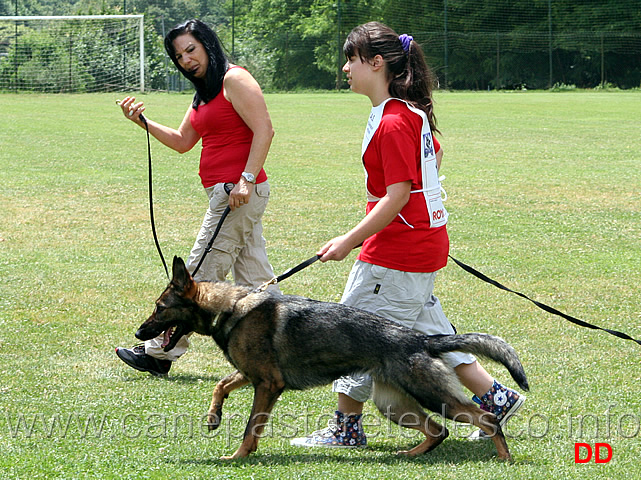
[[426, 333, 529, 391]]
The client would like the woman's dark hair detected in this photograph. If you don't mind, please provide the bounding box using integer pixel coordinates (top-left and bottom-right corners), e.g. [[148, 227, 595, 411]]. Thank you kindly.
[[343, 22, 439, 133], [164, 19, 229, 109]]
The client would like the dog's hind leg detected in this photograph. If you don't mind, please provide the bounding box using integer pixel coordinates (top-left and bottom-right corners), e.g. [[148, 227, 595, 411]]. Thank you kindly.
[[207, 370, 250, 431], [372, 382, 449, 457], [221, 377, 285, 460], [397, 355, 513, 460], [446, 402, 512, 461]]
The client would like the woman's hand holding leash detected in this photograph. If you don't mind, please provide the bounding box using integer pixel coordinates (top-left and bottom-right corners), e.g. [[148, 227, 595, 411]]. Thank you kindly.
[[228, 179, 252, 211], [117, 97, 147, 126]]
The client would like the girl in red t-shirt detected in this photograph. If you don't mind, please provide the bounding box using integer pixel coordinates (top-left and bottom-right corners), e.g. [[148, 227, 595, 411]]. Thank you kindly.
[[292, 22, 525, 449]]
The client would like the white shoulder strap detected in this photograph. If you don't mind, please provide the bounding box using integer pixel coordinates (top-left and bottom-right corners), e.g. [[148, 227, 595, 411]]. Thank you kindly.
[[361, 98, 448, 228]]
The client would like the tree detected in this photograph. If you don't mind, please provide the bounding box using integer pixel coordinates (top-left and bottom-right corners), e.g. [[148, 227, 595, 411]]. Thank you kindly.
[[3, 0, 640, 90]]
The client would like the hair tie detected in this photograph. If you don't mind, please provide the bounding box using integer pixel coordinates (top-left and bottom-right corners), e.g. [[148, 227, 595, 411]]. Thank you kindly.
[[399, 34, 413, 52]]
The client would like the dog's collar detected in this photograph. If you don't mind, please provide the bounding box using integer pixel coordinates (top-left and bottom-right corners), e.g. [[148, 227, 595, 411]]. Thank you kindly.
[[212, 289, 264, 335], [213, 311, 223, 329], [212, 309, 241, 336]]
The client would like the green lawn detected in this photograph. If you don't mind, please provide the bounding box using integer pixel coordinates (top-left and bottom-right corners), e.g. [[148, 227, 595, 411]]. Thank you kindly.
[[0, 90, 639, 479]]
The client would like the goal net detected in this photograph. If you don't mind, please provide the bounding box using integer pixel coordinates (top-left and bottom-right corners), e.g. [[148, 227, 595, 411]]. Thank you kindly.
[[0, 15, 144, 93]]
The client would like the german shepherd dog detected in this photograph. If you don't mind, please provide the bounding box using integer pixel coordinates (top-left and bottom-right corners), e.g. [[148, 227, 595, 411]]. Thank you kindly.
[[135, 256, 529, 460]]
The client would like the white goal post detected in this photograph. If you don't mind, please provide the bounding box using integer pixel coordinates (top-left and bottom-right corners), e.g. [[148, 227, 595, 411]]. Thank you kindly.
[[0, 15, 145, 92]]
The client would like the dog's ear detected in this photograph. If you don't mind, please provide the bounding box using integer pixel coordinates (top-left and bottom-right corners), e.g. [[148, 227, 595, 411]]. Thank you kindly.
[[171, 256, 194, 291]]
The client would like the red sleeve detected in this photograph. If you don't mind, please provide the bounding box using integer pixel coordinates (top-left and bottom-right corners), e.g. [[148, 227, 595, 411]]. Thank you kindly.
[[377, 110, 422, 187]]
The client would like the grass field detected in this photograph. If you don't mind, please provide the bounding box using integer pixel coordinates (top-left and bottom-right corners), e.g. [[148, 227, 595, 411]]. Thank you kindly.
[[0, 90, 640, 479]]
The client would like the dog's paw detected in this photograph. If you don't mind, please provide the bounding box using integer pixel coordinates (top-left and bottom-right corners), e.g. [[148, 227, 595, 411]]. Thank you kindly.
[[220, 447, 250, 460], [206, 407, 223, 431], [396, 449, 416, 457], [206, 415, 221, 431], [498, 452, 514, 462]]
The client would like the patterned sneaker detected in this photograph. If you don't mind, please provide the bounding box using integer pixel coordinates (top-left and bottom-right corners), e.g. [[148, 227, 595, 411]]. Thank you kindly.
[[115, 344, 172, 377], [468, 381, 526, 440], [290, 411, 367, 448]]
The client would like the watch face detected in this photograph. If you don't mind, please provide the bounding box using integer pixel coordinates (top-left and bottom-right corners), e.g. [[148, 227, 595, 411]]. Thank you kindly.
[[242, 172, 255, 182]]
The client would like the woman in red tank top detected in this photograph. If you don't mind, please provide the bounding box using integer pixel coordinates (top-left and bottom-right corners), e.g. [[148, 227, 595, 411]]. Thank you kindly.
[[116, 19, 278, 376]]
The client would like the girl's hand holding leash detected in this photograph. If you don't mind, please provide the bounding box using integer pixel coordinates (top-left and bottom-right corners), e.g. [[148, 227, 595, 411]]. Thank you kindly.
[[317, 235, 360, 262]]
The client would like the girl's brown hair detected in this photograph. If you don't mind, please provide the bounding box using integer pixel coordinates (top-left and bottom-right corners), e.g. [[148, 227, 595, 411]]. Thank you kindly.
[[343, 22, 439, 133]]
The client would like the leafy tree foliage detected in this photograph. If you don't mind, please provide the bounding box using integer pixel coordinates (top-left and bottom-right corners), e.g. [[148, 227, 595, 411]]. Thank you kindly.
[[3, 0, 641, 90]]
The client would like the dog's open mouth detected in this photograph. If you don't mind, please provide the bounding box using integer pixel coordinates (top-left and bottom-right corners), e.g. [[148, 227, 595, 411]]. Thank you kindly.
[[158, 324, 187, 352], [161, 326, 176, 349]]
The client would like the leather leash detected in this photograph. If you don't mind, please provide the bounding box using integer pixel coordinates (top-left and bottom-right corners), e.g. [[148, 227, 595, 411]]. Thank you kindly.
[[131, 103, 639, 347], [448, 255, 641, 347]]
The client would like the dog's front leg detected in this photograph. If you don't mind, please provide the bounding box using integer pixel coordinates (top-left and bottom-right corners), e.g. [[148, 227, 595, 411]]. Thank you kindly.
[[221, 379, 285, 460], [208, 370, 250, 430]]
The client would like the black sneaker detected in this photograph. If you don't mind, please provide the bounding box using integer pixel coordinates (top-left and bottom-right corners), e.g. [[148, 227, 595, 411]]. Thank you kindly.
[[115, 344, 172, 377]]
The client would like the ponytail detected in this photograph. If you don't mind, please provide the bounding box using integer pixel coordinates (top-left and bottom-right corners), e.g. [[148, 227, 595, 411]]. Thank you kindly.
[[344, 22, 439, 133]]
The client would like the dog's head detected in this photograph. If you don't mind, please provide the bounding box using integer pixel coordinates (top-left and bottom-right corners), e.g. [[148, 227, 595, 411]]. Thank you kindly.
[[135, 256, 199, 352]]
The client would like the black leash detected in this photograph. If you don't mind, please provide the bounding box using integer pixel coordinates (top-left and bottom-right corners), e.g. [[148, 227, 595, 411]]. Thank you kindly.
[[258, 252, 641, 348], [448, 255, 641, 347], [277, 254, 321, 283], [254, 254, 321, 292], [131, 104, 231, 280], [191, 183, 235, 278], [133, 104, 637, 347], [139, 113, 170, 280]]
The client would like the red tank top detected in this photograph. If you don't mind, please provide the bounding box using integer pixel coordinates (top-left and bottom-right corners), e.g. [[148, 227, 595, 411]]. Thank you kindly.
[[189, 66, 268, 188]]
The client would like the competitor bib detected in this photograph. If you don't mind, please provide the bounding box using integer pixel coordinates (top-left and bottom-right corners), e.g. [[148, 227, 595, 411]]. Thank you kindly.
[[362, 98, 448, 228]]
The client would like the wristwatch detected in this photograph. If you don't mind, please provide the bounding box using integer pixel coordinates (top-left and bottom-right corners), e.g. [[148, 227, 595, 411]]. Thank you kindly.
[[240, 171, 255, 183]]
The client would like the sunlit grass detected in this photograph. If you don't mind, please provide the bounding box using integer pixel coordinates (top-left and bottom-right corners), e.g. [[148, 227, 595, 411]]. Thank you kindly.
[[0, 90, 639, 478]]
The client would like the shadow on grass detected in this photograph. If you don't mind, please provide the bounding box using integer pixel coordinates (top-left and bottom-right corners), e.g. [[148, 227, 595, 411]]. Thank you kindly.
[[119, 373, 223, 384], [165, 374, 223, 384], [165, 437, 517, 467]]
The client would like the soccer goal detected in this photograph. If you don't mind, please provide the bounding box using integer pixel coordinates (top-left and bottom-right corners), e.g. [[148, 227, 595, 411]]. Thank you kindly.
[[0, 15, 144, 92]]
